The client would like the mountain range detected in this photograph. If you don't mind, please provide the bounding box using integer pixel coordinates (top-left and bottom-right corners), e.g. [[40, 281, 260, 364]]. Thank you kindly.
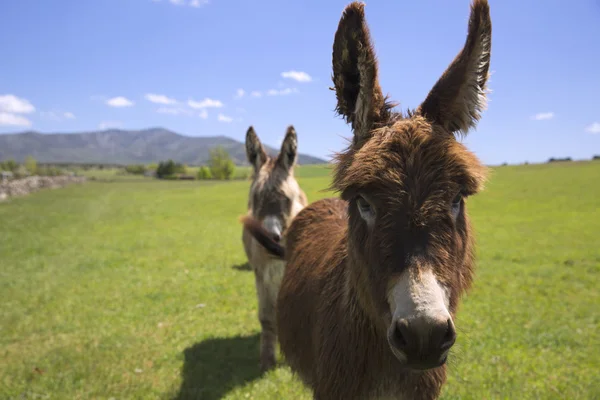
[[0, 128, 327, 166]]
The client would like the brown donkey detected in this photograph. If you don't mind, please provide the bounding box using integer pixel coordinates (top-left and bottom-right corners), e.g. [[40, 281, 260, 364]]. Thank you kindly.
[[242, 0, 492, 398], [241, 125, 308, 372]]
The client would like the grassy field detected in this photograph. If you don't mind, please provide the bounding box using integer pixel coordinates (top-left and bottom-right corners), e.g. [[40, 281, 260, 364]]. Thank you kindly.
[[1, 161, 598, 399], [73, 163, 330, 182]]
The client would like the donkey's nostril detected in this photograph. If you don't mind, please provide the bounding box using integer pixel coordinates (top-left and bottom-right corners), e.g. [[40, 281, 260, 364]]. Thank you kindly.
[[389, 319, 409, 351], [272, 233, 281, 242], [439, 319, 456, 351]]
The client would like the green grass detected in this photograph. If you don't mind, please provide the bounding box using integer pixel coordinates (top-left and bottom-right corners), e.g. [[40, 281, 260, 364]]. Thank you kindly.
[[75, 167, 150, 181], [1, 161, 598, 399], [75, 163, 333, 182]]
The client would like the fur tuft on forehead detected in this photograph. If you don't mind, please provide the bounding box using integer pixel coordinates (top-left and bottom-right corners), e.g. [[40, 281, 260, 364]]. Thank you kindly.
[[331, 116, 488, 199]]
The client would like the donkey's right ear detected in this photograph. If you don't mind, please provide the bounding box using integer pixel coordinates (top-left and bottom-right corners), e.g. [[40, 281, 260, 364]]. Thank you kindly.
[[332, 1, 388, 145], [417, 0, 492, 136], [246, 126, 268, 171]]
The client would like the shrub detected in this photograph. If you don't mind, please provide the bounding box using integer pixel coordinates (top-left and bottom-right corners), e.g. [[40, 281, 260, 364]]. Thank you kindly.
[[13, 165, 30, 179], [548, 157, 572, 163], [156, 160, 185, 179], [156, 160, 174, 178], [174, 163, 186, 175], [125, 164, 147, 175], [0, 159, 18, 173], [197, 166, 212, 180], [25, 156, 37, 175], [37, 166, 63, 176], [209, 146, 235, 180]]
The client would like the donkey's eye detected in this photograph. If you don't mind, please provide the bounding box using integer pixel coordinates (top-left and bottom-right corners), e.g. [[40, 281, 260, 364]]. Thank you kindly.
[[356, 195, 375, 223], [452, 193, 463, 206], [357, 196, 371, 212], [451, 192, 464, 219]]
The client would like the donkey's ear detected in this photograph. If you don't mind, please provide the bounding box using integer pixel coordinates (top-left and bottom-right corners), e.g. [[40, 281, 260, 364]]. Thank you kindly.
[[332, 1, 388, 145], [417, 0, 492, 136], [246, 126, 267, 171], [277, 125, 298, 171]]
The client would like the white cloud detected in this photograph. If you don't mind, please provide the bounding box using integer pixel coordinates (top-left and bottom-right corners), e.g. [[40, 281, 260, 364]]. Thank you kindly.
[[267, 87, 298, 96], [145, 93, 177, 105], [585, 122, 600, 134], [0, 112, 32, 127], [0, 94, 35, 114], [199, 109, 208, 119], [106, 96, 134, 107], [189, 0, 208, 7], [188, 98, 223, 109], [531, 112, 554, 121], [218, 113, 233, 123], [234, 89, 245, 99], [163, 0, 207, 7], [251, 91, 262, 98], [99, 121, 123, 130], [0, 95, 35, 127], [281, 70, 312, 83], [40, 111, 76, 121], [157, 107, 192, 116]]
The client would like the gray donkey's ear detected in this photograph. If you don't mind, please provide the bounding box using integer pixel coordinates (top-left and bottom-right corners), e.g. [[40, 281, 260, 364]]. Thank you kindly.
[[277, 126, 298, 171], [246, 126, 268, 171]]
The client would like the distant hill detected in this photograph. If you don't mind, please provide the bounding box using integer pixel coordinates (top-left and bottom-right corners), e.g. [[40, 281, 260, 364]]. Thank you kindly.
[[0, 128, 327, 166]]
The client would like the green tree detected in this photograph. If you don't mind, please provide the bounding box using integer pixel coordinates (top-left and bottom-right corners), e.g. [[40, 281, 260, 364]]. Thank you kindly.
[[197, 166, 212, 180], [1, 159, 18, 172], [209, 146, 235, 180], [156, 160, 185, 179], [156, 160, 173, 178], [173, 163, 186, 175], [25, 156, 38, 175]]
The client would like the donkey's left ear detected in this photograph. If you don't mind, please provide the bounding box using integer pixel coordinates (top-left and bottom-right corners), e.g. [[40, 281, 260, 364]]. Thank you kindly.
[[277, 126, 298, 170], [417, 0, 492, 136]]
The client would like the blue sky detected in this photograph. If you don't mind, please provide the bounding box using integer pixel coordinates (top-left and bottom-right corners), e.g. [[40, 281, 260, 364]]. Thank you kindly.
[[0, 0, 599, 165]]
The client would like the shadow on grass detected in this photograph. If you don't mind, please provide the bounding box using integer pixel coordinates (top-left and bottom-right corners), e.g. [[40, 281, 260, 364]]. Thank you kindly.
[[172, 334, 262, 400], [231, 262, 252, 272]]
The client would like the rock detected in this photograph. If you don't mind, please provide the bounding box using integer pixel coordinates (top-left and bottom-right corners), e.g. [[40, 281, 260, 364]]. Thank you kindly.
[[0, 175, 87, 201]]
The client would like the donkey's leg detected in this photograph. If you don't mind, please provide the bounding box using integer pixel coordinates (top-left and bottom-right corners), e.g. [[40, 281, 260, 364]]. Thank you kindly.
[[255, 261, 285, 372]]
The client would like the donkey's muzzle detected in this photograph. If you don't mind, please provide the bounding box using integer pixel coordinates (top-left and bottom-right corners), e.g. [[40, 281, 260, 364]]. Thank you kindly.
[[388, 316, 456, 370]]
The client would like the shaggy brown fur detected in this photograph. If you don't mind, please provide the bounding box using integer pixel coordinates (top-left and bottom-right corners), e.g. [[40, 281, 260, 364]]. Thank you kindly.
[[241, 125, 308, 372], [245, 0, 491, 397]]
